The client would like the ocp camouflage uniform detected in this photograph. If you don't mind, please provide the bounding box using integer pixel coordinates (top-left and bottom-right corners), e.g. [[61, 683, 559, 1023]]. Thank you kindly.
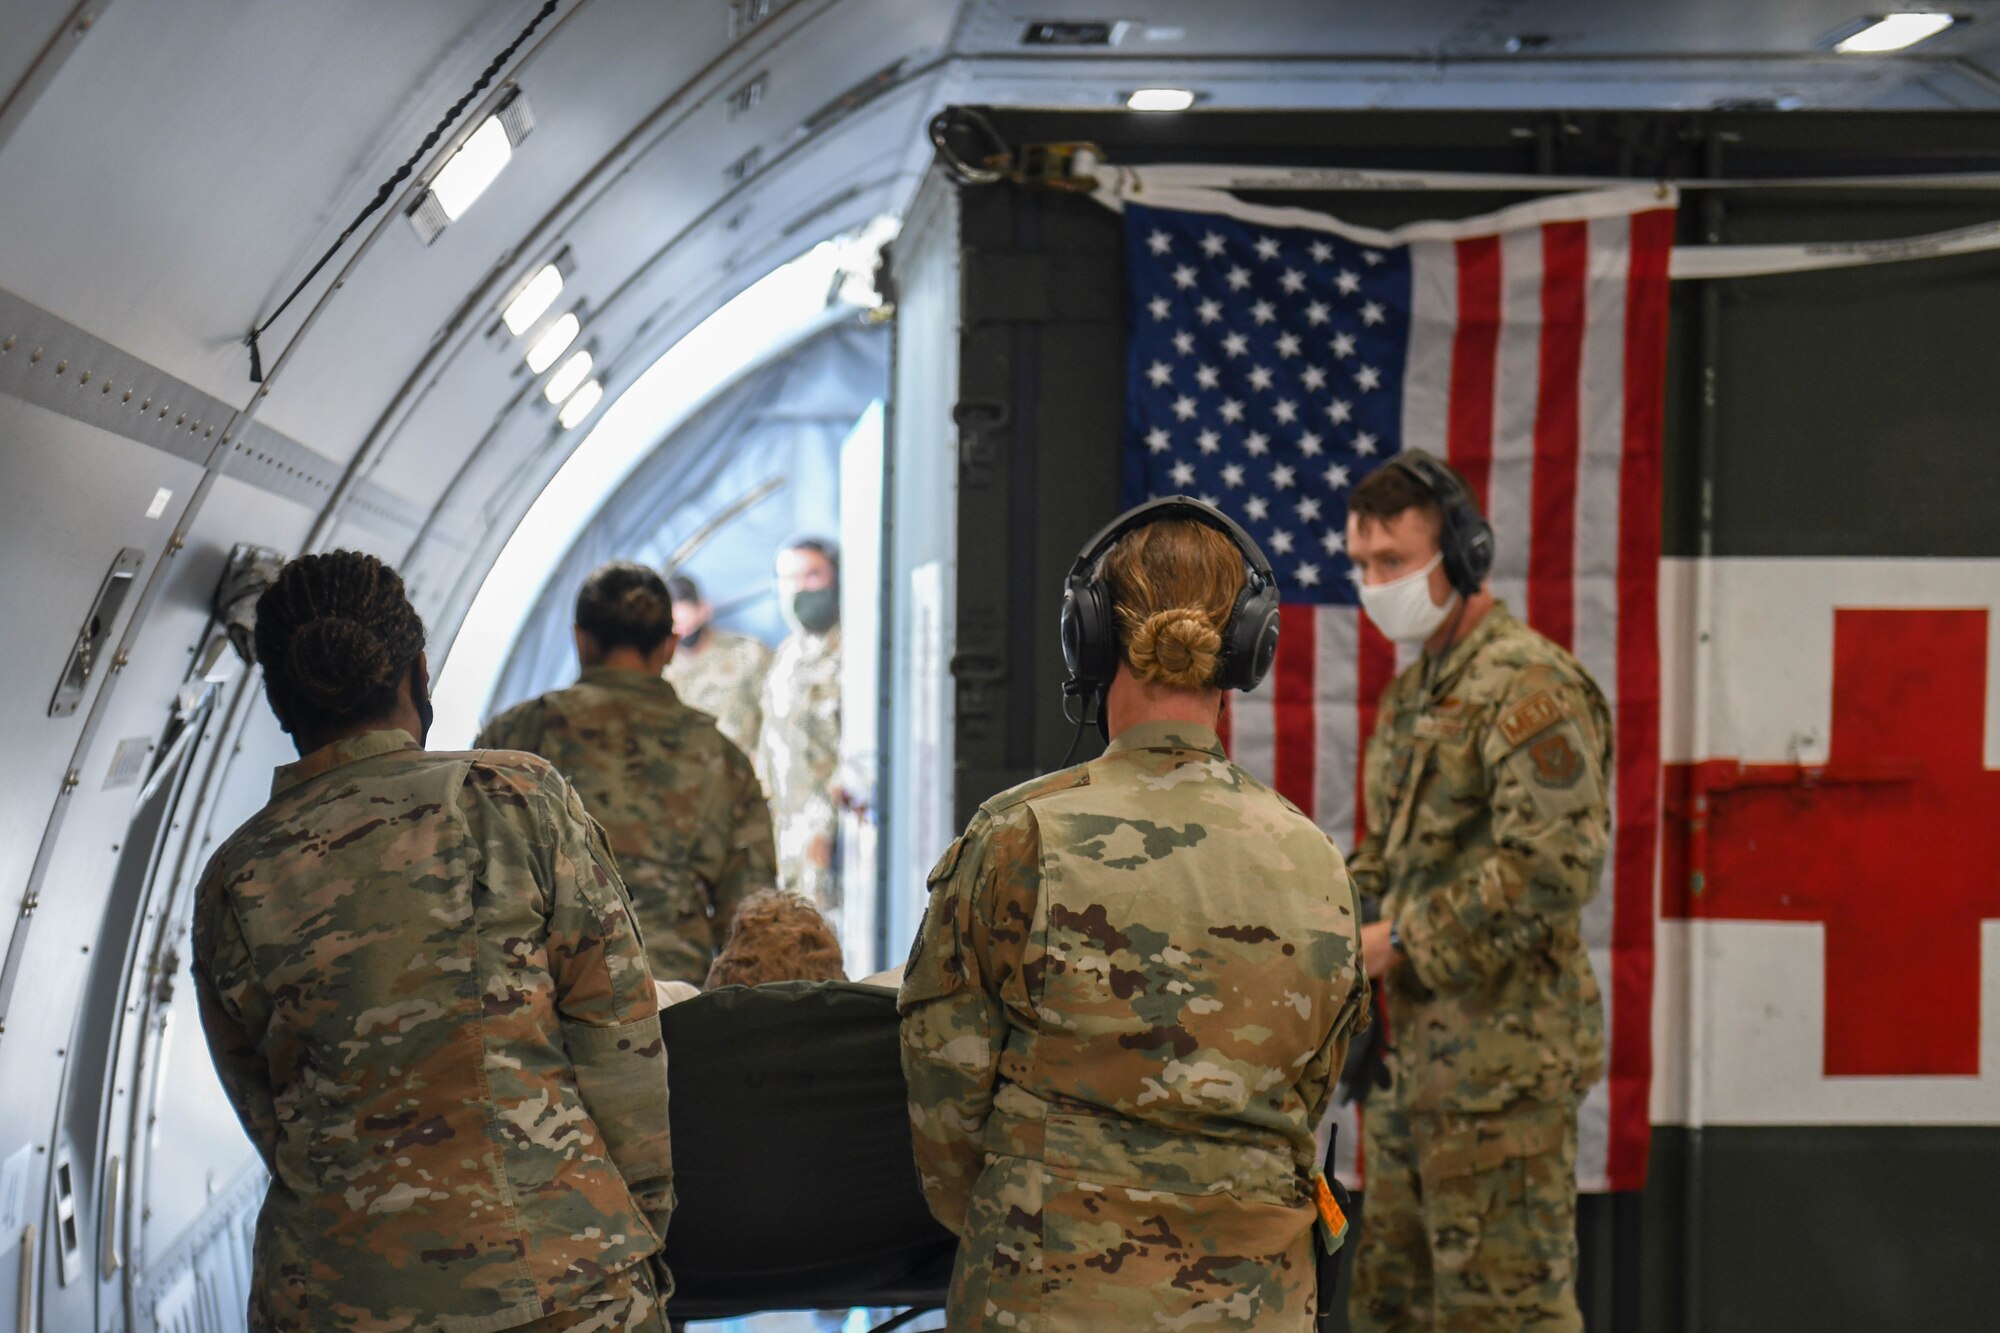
[[664, 627, 772, 764], [899, 721, 1368, 1331], [480, 667, 776, 986], [1345, 605, 1611, 1333], [191, 730, 673, 1333], [757, 624, 841, 911]]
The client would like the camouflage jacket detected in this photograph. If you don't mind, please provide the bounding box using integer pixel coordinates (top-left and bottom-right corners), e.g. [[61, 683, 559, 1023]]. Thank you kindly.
[[663, 627, 771, 764], [479, 668, 776, 985], [899, 721, 1366, 1330], [757, 625, 841, 905], [191, 730, 673, 1333], [1348, 604, 1611, 1114]]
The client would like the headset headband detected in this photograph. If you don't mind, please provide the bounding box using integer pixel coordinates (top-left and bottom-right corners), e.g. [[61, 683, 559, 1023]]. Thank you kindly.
[[1066, 495, 1276, 588]]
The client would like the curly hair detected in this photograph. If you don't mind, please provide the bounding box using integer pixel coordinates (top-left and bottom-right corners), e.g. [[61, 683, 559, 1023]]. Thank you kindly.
[[575, 561, 673, 655], [253, 550, 427, 736], [704, 889, 847, 989], [1100, 519, 1246, 691]]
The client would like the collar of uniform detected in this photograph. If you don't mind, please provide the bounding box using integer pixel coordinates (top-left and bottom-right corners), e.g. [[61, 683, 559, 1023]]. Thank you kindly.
[[1106, 720, 1227, 759], [1424, 600, 1517, 695], [273, 729, 420, 797], [579, 664, 679, 698]]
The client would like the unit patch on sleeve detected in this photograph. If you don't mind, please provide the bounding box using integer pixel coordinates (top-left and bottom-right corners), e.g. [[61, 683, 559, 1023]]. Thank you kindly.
[[1497, 690, 1565, 748], [1529, 732, 1584, 789]]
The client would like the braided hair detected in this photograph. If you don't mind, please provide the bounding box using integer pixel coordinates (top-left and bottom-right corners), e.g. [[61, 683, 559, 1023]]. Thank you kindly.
[[575, 561, 673, 655], [254, 550, 427, 736]]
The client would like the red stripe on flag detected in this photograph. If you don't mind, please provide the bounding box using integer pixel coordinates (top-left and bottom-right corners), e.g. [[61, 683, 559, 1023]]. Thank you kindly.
[[1529, 221, 1587, 651], [1273, 603, 1318, 812], [1447, 235, 1501, 508], [1352, 619, 1397, 840], [1608, 206, 1673, 1192]]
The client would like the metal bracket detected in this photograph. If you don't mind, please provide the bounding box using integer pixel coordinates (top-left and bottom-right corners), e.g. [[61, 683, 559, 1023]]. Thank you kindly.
[[48, 547, 143, 718]]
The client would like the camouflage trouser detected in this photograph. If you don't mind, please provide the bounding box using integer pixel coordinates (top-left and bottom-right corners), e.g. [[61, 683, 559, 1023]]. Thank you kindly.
[[1350, 1074, 1581, 1333], [514, 1262, 668, 1333]]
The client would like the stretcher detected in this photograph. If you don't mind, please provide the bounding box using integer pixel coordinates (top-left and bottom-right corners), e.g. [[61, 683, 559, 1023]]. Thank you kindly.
[[656, 981, 956, 1327]]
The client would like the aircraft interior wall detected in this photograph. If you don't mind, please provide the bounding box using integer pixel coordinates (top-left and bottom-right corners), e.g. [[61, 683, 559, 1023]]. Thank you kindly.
[[5, 4, 2000, 1331]]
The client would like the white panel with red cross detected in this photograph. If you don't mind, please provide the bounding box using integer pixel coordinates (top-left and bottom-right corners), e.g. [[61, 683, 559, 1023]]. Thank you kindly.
[[1653, 557, 2000, 1127]]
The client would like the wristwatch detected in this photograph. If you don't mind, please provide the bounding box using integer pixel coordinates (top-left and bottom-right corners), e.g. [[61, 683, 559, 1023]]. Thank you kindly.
[[1388, 922, 1405, 958]]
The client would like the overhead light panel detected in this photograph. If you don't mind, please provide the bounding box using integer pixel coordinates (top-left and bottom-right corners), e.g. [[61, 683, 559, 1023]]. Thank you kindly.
[[1833, 13, 1956, 52], [544, 349, 594, 404], [407, 86, 534, 244], [1127, 88, 1196, 112], [558, 380, 604, 429], [502, 264, 565, 336], [525, 311, 580, 374]]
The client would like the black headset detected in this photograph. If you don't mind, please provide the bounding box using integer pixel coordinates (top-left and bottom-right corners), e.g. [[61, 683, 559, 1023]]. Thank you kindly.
[[1380, 450, 1495, 596], [1060, 496, 1282, 710]]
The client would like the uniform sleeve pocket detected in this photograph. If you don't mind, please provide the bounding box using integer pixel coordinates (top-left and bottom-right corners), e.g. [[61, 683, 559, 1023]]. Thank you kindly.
[[896, 837, 971, 1012]]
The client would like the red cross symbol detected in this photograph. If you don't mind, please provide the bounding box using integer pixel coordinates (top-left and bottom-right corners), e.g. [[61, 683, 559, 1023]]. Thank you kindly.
[[1662, 608, 2000, 1077]]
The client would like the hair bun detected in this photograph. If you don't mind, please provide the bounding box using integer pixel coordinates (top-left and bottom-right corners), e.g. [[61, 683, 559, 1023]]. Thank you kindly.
[[1126, 607, 1222, 690], [285, 615, 395, 717]]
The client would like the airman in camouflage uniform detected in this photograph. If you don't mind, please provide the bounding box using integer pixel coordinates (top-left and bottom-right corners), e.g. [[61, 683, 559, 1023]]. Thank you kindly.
[[480, 668, 775, 986], [1346, 605, 1611, 1333], [900, 718, 1366, 1329], [664, 627, 771, 762], [193, 731, 674, 1332], [664, 574, 772, 763], [759, 615, 842, 911]]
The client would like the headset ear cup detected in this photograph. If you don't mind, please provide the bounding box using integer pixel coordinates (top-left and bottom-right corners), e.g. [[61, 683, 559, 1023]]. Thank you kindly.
[[1223, 584, 1281, 692], [1462, 515, 1495, 589]]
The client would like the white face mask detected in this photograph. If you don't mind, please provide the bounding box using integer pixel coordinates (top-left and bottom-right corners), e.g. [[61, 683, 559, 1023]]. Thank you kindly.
[[1357, 551, 1458, 645]]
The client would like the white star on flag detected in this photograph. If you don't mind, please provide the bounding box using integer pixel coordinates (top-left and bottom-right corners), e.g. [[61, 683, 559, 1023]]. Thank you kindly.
[[1296, 562, 1322, 587], [1147, 361, 1173, 387], [1354, 431, 1379, 456], [1255, 235, 1281, 260], [1219, 398, 1245, 423], [1173, 264, 1198, 289], [1245, 495, 1270, 521], [1173, 330, 1196, 355], [1335, 270, 1360, 295], [1196, 428, 1221, 454], [1248, 366, 1275, 391], [1305, 301, 1330, 326], [1226, 265, 1251, 291], [1148, 296, 1171, 320], [1331, 331, 1357, 359], [1172, 395, 1198, 421], [1362, 249, 1383, 265], [1270, 529, 1295, 554], [1200, 231, 1227, 257], [1275, 333, 1302, 358], [1272, 463, 1297, 490], [1196, 364, 1221, 389], [1245, 430, 1270, 456], [1327, 398, 1353, 424], [1273, 399, 1298, 424], [1198, 299, 1224, 324], [1170, 460, 1195, 486], [1324, 461, 1351, 489], [1308, 239, 1334, 263], [1222, 332, 1250, 358], [1320, 528, 1346, 555], [1250, 300, 1276, 325], [1355, 364, 1382, 391], [1280, 268, 1306, 294], [1360, 301, 1386, 326], [1221, 463, 1246, 488], [1298, 430, 1323, 456], [1148, 229, 1173, 255], [1296, 495, 1322, 522], [1145, 427, 1170, 453], [1301, 366, 1328, 391]]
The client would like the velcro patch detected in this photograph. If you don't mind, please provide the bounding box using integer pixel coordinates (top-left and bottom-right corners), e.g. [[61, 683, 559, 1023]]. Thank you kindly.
[[1414, 714, 1468, 741], [1497, 690, 1565, 748]]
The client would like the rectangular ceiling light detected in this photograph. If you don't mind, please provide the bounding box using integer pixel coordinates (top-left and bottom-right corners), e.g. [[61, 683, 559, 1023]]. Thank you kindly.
[[502, 264, 565, 335], [432, 117, 514, 220], [407, 87, 534, 243], [525, 311, 580, 374], [1834, 13, 1956, 52], [557, 379, 604, 429], [544, 348, 594, 404], [1127, 87, 1196, 112]]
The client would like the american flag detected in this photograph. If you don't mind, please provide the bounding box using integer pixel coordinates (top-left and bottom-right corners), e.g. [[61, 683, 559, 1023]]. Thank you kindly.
[[1122, 187, 1675, 1193]]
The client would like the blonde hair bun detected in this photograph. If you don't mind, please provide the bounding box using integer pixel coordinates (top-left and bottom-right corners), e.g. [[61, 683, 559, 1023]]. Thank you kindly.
[[1125, 606, 1222, 690]]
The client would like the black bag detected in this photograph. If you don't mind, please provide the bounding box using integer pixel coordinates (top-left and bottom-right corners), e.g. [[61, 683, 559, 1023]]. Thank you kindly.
[[655, 980, 956, 1321]]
